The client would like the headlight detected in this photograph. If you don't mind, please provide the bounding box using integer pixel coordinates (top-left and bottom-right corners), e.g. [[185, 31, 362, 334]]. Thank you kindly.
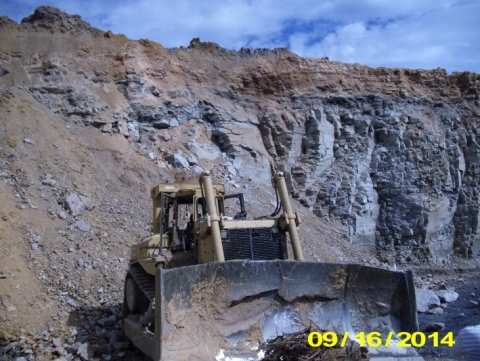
[[271, 227, 280, 234], [221, 230, 229, 240]]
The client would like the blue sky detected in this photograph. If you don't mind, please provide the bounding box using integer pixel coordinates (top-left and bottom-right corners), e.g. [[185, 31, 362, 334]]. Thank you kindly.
[[2, 0, 479, 73]]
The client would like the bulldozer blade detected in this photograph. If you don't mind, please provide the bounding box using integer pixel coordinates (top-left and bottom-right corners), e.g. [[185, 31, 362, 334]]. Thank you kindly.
[[130, 260, 418, 360]]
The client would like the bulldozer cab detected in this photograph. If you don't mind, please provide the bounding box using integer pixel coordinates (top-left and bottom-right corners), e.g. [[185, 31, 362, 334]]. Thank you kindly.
[[194, 193, 246, 221], [153, 183, 231, 254], [223, 193, 247, 220], [158, 192, 193, 252]]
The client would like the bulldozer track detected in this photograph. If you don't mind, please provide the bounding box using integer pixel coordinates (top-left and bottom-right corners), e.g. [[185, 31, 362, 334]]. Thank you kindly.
[[128, 264, 155, 301]]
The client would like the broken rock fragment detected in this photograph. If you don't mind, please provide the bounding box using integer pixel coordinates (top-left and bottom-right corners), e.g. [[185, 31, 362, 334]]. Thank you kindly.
[[75, 219, 91, 232], [416, 289, 441, 313], [42, 173, 57, 187], [436, 290, 459, 303], [65, 193, 94, 216], [65, 193, 86, 216], [166, 152, 189, 168]]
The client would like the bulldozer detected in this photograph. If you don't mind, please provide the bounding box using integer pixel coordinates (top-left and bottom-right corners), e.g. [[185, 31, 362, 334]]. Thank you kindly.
[[123, 171, 419, 360]]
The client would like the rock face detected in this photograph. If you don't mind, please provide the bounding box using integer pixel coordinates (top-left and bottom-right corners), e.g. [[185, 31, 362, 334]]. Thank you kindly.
[[0, 6, 479, 267], [280, 95, 480, 263]]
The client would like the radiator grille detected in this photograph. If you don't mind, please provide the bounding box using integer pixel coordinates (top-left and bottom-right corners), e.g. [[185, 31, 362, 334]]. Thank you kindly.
[[223, 228, 283, 261]]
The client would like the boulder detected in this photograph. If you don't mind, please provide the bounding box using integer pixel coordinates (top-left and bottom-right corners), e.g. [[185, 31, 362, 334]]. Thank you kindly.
[[436, 290, 459, 303], [416, 289, 441, 312]]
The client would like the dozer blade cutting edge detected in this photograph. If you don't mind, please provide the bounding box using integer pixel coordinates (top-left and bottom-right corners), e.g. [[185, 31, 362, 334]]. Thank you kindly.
[[124, 260, 419, 361]]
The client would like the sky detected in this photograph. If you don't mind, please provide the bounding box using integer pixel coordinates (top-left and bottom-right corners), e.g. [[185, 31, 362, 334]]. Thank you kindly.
[[2, 0, 479, 74]]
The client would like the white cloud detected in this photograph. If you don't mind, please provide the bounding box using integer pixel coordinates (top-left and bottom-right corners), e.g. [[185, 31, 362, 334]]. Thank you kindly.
[[287, 1, 480, 72], [2, 0, 479, 73]]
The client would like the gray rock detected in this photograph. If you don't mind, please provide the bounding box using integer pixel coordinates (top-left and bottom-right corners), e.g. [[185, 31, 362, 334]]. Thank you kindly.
[[97, 315, 116, 327], [58, 211, 67, 219], [77, 258, 84, 268], [436, 290, 459, 303], [416, 289, 441, 312], [42, 176, 57, 187], [186, 154, 198, 165], [101, 123, 112, 133], [226, 164, 236, 175], [52, 337, 62, 347], [190, 165, 203, 175], [79, 195, 94, 211], [65, 193, 86, 216], [23, 138, 35, 145], [75, 330, 89, 343], [467, 300, 478, 308], [166, 153, 189, 168], [152, 118, 170, 129], [145, 151, 155, 160], [77, 342, 94, 361], [31, 243, 39, 250], [75, 220, 91, 232], [66, 341, 81, 353], [0, 68, 10, 77], [424, 323, 445, 332], [67, 299, 77, 308], [169, 118, 179, 127], [425, 307, 444, 315]]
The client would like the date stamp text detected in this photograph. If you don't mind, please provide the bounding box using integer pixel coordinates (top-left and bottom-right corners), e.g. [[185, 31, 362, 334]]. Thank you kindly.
[[307, 331, 455, 348]]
